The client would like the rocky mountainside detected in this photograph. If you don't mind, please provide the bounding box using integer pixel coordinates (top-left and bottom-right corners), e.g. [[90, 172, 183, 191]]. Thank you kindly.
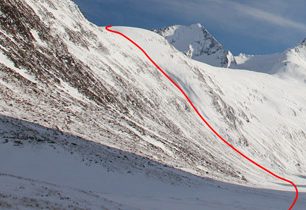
[[0, 0, 306, 209], [0, 0, 241, 183], [155, 23, 236, 68]]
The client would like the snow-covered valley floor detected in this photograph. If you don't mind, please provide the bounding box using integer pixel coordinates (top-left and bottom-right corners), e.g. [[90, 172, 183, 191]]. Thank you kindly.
[[0, 115, 305, 210]]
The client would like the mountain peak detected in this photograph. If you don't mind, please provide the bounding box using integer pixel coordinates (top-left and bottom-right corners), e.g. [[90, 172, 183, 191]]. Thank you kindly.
[[299, 38, 306, 46], [155, 23, 236, 68]]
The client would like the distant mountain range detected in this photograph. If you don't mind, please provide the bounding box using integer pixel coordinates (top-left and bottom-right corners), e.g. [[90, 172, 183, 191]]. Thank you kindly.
[[156, 23, 306, 84]]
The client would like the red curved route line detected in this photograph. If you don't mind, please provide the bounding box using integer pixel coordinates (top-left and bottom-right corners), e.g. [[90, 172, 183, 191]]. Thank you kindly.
[[105, 25, 299, 209]]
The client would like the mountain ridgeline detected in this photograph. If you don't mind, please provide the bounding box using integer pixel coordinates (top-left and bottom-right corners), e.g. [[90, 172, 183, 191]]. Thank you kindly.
[[155, 23, 306, 83]]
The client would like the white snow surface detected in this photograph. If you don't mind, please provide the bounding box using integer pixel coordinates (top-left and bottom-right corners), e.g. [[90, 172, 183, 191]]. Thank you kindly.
[[1, 138, 305, 210], [0, 0, 306, 209]]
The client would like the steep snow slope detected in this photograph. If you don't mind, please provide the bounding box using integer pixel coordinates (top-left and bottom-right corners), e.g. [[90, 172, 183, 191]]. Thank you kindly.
[[119, 25, 306, 187], [0, 0, 247, 186], [0, 0, 306, 209], [155, 24, 236, 68], [234, 39, 306, 84]]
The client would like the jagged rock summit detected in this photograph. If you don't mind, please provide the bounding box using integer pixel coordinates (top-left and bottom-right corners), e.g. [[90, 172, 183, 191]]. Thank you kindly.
[[155, 23, 236, 68]]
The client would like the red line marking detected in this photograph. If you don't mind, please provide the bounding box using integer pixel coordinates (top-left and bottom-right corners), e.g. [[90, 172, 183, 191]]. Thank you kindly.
[[105, 25, 299, 209]]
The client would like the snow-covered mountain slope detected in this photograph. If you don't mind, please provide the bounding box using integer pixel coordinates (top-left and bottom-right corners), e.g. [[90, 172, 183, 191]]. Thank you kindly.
[[120, 24, 306, 181], [0, 0, 306, 209], [273, 39, 306, 83], [234, 39, 306, 84], [155, 24, 236, 68]]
